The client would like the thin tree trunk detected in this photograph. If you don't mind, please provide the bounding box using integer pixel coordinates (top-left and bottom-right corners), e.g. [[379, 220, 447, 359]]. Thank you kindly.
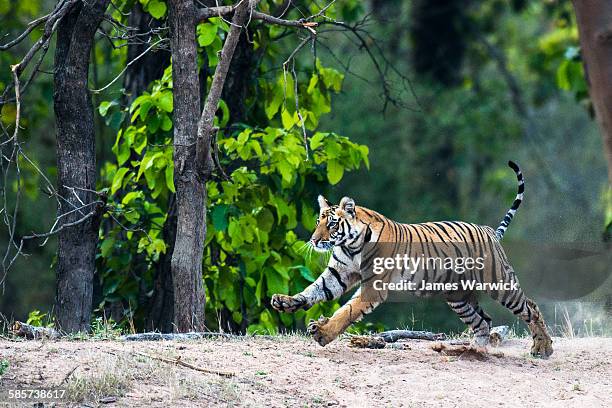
[[222, 29, 254, 124], [53, 0, 109, 333], [168, 0, 206, 332], [573, 0, 612, 185]]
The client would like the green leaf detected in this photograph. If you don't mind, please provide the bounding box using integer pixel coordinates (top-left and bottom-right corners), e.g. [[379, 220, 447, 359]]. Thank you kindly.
[[281, 108, 295, 129], [197, 22, 217, 47], [147, 0, 166, 19], [100, 237, 115, 257], [301, 204, 316, 231], [137, 151, 162, 181], [277, 160, 293, 184], [155, 91, 173, 112], [326, 160, 344, 185], [295, 265, 316, 282], [165, 164, 175, 193], [138, 100, 151, 120], [266, 269, 288, 296], [256, 208, 274, 232], [99, 101, 116, 117], [160, 114, 173, 131], [133, 130, 147, 154], [111, 167, 129, 195], [121, 191, 142, 205], [148, 114, 161, 133], [266, 86, 284, 119], [212, 204, 229, 231], [218, 100, 230, 127], [307, 75, 319, 94], [310, 132, 325, 150]]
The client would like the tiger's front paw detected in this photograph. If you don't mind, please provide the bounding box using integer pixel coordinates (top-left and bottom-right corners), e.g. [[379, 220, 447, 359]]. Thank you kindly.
[[531, 335, 553, 358], [271, 294, 307, 313], [307, 316, 336, 347]]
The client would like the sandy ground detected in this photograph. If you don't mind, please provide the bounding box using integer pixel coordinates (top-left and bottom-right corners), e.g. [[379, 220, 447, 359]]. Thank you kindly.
[[0, 335, 610, 407]]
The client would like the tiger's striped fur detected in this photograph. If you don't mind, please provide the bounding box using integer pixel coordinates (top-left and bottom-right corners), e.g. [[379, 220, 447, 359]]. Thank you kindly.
[[495, 160, 524, 240], [271, 161, 553, 357]]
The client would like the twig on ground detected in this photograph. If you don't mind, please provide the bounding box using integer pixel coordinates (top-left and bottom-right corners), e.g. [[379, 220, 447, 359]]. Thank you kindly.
[[60, 365, 80, 385], [431, 342, 504, 361], [134, 351, 235, 377]]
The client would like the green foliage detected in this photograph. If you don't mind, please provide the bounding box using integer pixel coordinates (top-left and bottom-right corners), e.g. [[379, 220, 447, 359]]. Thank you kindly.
[[91, 316, 123, 340], [143, 0, 166, 20], [95, 9, 369, 332], [206, 127, 365, 333], [537, 24, 588, 103], [97, 68, 172, 318], [26, 310, 54, 328]]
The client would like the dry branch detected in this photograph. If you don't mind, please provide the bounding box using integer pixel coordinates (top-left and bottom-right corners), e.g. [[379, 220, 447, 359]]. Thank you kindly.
[[196, 4, 319, 31], [349, 329, 446, 349], [134, 351, 235, 377]]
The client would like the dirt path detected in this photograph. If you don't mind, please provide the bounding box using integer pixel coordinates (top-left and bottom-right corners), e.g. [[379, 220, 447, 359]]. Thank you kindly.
[[0, 336, 610, 407]]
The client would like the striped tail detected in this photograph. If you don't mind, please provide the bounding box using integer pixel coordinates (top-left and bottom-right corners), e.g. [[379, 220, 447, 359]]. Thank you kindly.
[[495, 161, 524, 240]]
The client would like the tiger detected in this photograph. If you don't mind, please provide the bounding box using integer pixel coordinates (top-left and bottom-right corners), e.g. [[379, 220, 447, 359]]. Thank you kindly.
[[271, 161, 554, 358]]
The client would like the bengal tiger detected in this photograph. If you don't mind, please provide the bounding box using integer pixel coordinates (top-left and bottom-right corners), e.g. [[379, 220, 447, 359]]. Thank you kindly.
[[271, 161, 553, 357]]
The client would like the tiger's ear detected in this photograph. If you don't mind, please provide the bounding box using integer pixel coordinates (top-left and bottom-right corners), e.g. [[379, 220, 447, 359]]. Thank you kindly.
[[339, 196, 355, 218], [318, 195, 331, 210]]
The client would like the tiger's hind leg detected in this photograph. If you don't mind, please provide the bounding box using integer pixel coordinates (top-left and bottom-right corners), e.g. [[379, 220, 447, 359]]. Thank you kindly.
[[447, 298, 491, 346], [492, 270, 553, 357]]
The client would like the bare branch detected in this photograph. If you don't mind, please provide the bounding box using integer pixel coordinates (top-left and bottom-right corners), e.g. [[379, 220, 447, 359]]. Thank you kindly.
[[91, 37, 168, 94], [0, 0, 78, 104], [198, 5, 235, 21], [196, 4, 318, 32], [0, 13, 50, 50]]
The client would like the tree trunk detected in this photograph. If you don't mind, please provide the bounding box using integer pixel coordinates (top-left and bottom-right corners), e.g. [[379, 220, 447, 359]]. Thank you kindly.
[[53, 0, 109, 333], [168, 0, 206, 332], [573, 0, 612, 186], [410, 0, 471, 86]]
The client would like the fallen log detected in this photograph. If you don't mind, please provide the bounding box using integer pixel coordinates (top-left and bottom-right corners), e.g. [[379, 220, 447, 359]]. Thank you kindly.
[[349, 329, 445, 349], [9, 325, 236, 341], [11, 321, 61, 340], [378, 330, 447, 342], [120, 332, 235, 341]]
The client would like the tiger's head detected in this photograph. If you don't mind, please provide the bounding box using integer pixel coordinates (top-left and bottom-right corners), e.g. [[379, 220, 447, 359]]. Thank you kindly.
[[309, 195, 362, 252]]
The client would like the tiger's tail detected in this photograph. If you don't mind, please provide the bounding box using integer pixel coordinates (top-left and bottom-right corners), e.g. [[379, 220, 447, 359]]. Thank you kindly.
[[495, 161, 524, 240]]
